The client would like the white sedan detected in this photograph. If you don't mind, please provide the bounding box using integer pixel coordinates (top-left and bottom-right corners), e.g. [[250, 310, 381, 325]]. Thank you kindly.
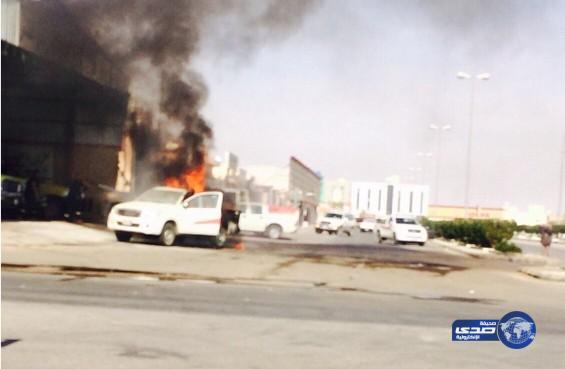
[[376, 215, 428, 246], [360, 218, 377, 232]]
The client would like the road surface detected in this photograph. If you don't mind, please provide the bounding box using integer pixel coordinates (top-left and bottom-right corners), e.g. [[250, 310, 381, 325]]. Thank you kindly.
[[3, 271, 565, 369]]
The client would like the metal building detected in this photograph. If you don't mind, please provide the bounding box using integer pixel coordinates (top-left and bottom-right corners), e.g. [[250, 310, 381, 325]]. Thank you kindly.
[[1, 0, 128, 188]]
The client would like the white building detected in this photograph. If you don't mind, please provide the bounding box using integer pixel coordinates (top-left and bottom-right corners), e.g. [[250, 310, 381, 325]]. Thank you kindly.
[[351, 181, 429, 217]]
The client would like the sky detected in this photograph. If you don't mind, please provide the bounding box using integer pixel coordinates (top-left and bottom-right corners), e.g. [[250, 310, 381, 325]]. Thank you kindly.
[[192, 0, 565, 212]]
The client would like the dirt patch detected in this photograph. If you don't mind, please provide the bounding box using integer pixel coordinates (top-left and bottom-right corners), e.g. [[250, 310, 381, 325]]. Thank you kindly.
[[290, 254, 466, 276], [411, 295, 500, 304], [1, 263, 221, 283]]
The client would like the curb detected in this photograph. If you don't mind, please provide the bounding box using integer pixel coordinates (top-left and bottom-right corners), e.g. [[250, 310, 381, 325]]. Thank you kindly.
[[433, 239, 503, 259], [519, 266, 565, 282], [432, 239, 552, 265], [1, 262, 320, 290]]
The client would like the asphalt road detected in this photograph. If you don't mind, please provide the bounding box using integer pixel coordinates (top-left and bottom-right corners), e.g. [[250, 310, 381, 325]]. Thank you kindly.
[[238, 229, 516, 271], [3, 272, 565, 369]]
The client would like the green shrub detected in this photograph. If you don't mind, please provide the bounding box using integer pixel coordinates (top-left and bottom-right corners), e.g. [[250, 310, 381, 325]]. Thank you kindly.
[[427, 219, 516, 248], [494, 240, 522, 253], [516, 224, 565, 234]]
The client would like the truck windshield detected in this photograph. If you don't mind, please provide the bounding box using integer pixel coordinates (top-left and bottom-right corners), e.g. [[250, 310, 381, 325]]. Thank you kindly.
[[325, 213, 343, 219], [396, 218, 417, 225], [136, 188, 184, 204]]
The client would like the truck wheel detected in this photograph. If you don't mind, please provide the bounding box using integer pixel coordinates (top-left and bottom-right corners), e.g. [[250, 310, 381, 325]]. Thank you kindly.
[[159, 222, 177, 246], [393, 233, 399, 245], [418, 242, 426, 247], [212, 227, 227, 248], [266, 224, 282, 239], [315, 228, 323, 234], [115, 231, 132, 242]]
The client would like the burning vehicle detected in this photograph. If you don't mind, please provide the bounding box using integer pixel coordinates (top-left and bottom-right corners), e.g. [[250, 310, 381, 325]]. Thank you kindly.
[[107, 186, 238, 247]]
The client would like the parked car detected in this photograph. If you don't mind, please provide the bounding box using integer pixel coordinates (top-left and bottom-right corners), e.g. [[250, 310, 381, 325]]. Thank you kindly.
[[315, 211, 357, 235], [1, 174, 26, 218], [0, 174, 86, 220], [238, 202, 299, 239], [107, 186, 236, 247], [360, 218, 377, 232], [376, 215, 428, 246]]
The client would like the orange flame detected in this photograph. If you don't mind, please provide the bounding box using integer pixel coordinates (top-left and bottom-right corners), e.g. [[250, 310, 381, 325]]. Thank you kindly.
[[164, 164, 206, 193]]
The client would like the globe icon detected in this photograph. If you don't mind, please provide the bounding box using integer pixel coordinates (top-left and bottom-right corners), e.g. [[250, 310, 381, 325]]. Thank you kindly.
[[500, 317, 533, 345]]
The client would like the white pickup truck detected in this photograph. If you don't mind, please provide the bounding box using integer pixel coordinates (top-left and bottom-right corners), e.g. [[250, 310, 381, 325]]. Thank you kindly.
[[315, 211, 357, 236], [376, 215, 428, 246], [107, 186, 235, 247], [237, 203, 299, 239]]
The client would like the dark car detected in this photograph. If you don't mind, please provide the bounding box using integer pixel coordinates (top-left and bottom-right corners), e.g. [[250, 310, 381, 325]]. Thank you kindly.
[[1, 175, 26, 218]]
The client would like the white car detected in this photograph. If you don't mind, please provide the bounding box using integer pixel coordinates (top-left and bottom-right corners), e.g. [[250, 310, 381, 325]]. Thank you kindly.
[[315, 212, 356, 236], [107, 187, 229, 247], [237, 203, 299, 239], [360, 218, 377, 232], [376, 215, 428, 246]]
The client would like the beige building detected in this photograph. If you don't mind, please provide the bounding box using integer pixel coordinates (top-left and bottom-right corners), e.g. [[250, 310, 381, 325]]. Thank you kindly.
[[427, 205, 505, 221], [244, 157, 321, 224]]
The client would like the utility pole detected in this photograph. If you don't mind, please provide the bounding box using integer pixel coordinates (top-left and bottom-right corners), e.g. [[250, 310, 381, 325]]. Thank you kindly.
[[429, 125, 451, 205], [457, 72, 490, 217], [558, 134, 565, 218]]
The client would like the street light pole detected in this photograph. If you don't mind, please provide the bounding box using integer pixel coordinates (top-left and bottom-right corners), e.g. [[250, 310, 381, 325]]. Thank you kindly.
[[457, 72, 490, 217], [558, 134, 565, 218], [429, 124, 451, 205], [417, 151, 433, 184]]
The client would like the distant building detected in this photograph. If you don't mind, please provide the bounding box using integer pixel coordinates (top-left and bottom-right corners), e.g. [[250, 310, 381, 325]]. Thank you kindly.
[[244, 157, 322, 224], [207, 151, 251, 205], [504, 205, 551, 225], [320, 178, 351, 211], [427, 205, 505, 221], [350, 182, 429, 218]]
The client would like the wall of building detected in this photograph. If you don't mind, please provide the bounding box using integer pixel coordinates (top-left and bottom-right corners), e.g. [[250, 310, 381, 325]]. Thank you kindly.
[[242, 158, 321, 224], [1, 0, 128, 188], [320, 178, 351, 211], [244, 165, 290, 192], [427, 205, 505, 221], [351, 182, 429, 217], [289, 157, 321, 224]]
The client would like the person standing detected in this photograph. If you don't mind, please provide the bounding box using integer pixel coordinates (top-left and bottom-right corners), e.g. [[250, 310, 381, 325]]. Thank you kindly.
[[540, 224, 553, 257]]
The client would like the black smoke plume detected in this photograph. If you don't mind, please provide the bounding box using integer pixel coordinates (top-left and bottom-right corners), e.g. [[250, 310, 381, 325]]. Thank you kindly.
[[63, 0, 319, 189]]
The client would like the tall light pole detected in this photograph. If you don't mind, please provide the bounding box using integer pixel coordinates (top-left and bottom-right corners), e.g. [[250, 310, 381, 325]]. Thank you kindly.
[[429, 124, 451, 204], [417, 151, 433, 184], [457, 71, 490, 217], [558, 134, 565, 218], [408, 167, 422, 184]]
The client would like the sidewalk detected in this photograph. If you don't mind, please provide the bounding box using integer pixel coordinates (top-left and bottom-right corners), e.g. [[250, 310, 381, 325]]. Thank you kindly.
[[519, 266, 565, 281], [2, 222, 565, 303], [433, 238, 565, 281]]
